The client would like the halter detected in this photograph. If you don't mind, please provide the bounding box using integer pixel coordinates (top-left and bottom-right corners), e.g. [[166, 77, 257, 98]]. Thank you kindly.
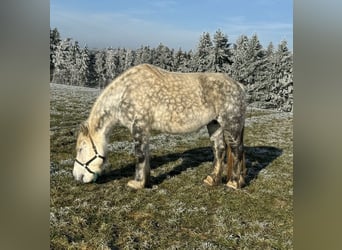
[[75, 136, 106, 178]]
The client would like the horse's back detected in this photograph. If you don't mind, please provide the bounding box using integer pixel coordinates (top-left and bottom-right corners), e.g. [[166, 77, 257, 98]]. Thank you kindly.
[[114, 64, 246, 133]]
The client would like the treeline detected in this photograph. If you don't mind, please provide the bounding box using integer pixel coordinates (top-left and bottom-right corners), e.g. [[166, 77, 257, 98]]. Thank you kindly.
[[50, 28, 293, 111]]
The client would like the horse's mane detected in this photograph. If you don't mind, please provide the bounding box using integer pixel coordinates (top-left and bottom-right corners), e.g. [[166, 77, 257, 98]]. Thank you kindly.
[[79, 122, 89, 136]]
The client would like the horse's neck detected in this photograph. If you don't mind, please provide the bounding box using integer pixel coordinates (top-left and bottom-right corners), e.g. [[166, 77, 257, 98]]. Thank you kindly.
[[88, 90, 119, 140]]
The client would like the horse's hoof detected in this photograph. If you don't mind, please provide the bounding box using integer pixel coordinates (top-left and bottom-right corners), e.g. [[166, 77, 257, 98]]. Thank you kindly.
[[203, 175, 214, 186], [226, 180, 239, 189], [203, 175, 220, 186], [127, 180, 145, 189]]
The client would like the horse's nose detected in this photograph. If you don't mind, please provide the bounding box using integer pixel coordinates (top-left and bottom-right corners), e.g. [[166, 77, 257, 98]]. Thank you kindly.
[[73, 167, 84, 182], [75, 173, 83, 182]]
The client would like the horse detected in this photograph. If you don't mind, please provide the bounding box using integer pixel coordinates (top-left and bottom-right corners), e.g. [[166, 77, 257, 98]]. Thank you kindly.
[[73, 64, 247, 189]]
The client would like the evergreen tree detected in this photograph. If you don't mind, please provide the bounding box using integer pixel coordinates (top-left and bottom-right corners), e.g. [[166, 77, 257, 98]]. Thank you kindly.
[[271, 40, 293, 111], [52, 38, 74, 84], [123, 49, 135, 71], [116, 48, 126, 75], [77, 45, 90, 86], [187, 49, 196, 72], [173, 48, 190, 72], [247, 41, 275, 108], [50, 28, 61, 81], [212, 29, 232, 72], [253, 42, 275, 92], [153, 43, 174, 70], [94, 50, 106, 88], [230, 34, 267, 86], [104, 48, 118, 86], [262, 41, 276, 91], [70, 41, 81, 85], [135, 46, 153, 65], [194, 32, 214, 72], [247, 34, 268, 85], [86, 50, 98, 87], [230, 35, 249, 83]]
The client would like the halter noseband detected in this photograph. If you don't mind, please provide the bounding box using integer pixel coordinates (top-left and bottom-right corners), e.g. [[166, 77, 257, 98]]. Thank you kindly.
[[75, 136, 105, 177]]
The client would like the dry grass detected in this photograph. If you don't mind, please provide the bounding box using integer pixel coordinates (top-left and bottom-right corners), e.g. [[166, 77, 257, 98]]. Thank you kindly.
[[50, 83, 293, 249]]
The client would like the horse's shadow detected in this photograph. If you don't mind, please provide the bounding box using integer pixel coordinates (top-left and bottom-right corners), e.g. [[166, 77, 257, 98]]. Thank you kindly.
[[97, 146, 283, 186]]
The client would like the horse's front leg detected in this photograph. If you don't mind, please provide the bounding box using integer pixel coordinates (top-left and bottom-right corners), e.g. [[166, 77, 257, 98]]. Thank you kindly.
[[127, 125, 150, 189]]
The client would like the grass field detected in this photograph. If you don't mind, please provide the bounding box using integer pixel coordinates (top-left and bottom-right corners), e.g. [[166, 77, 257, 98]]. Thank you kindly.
[[50, 83, 293, 249]]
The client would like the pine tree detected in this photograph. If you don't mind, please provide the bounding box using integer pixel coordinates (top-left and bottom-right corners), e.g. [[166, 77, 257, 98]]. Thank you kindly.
[[194, 32, 214, 72], [70, 41, 81, 85], [247, 34, 268, 85], [94, 50, 106, 88], [86, 50, 97, 87], [230, 35, 249, 83], [135, 46, 153, 65], [52, 38, 74, 84], [153, 43, 174, 70], [78, 45, 90, 86], [50, 28, 61, 81], [116, 48, 126, 75], [255, 42, 275, 93], [212, 29, 232, 72], [230, 34, 267, 86], [104, 48, 118, 86], [247, 41, 275, 108], [187, 49, 196, 72], [262, 41, 276, 92], [272, 40, 293, 111], [173, 48, 190, 72], [123, 49, 135, 71]]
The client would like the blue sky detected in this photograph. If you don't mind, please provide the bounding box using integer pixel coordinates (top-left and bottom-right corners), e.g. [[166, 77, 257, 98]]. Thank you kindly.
[[50, 0, 292, 50]]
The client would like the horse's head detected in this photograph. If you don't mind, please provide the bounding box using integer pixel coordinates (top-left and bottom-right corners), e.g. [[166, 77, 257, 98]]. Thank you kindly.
[[73, 123, 106, 183]]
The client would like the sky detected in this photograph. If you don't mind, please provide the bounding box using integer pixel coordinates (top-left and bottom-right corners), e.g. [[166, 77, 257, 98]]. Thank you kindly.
[[50, 0, 293, 51]]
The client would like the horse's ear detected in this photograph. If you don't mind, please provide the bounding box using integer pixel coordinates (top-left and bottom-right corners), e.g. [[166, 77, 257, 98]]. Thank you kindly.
[[79, 122, 89, 136]]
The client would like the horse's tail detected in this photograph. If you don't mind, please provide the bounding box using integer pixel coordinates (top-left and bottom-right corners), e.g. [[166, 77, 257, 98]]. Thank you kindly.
[[226, 124, 246, 185]]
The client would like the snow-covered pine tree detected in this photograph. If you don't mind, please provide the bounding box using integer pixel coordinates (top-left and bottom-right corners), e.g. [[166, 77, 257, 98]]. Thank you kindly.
[[247, 34, 268, 85], [246, 41, 276, 109], [193, 32, 214, 72], [186, 49, 196, 72], [115, 48, 127, 75], [86, 49, 98, 87], [230, 35, 249, 83], [104, 48, 118, 86], [153, 43, 174, 71], [77, 45, 90, 86], [94, 50, 106, 88], [50, 28, 61, 82], [134, 46, 153, 65], [123, 49, 135, 71], [212, 29, 232, 72], [71, 41, 89, 86], [271, 40, 293, 111], [245, 34, 271, 105], [173, 48, 190, 72], [52, 38, 75, 85]]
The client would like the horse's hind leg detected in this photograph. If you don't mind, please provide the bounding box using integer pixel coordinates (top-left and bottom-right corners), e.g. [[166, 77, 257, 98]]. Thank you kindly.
[[127, 122, 150, 189], [225, 125, 246, 189], [203, 120, 226, 186]]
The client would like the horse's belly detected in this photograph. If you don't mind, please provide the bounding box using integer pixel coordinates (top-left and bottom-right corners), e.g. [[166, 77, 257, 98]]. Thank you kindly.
[[151, 107, 215, 134]]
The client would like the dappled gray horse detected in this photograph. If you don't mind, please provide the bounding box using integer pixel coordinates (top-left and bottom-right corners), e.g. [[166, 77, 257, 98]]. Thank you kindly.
[[73, 64, 247, 189]]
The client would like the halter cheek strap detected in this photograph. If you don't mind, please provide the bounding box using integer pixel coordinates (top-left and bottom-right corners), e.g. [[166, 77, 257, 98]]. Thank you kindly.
[[75, 136, 106, 180]]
